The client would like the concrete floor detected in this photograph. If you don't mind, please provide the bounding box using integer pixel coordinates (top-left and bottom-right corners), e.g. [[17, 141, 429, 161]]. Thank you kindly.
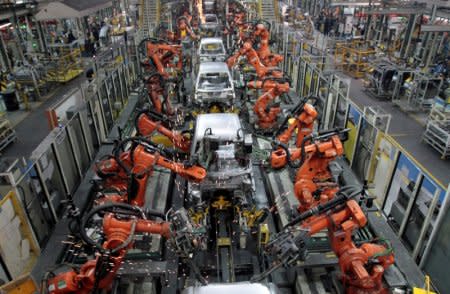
[[1, 74, 86, 159], [348, 77, 450, 186]]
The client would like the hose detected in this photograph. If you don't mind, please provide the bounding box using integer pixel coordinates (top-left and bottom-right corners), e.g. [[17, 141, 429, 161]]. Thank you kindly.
[[80, 203, 164, 252], [138, 37, 175, 56], [94, 154, 118, 178], [112, 136, 169, 175], [261, 76, 291, 89], [370, 238, 394, 259], [274, 95, 318, 137], [285, 188, 362, 228]]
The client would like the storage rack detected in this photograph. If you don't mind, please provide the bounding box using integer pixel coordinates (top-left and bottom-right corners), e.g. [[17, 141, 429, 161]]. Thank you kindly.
[[422, 101, 450, 159], [0, 114, 17, 153]]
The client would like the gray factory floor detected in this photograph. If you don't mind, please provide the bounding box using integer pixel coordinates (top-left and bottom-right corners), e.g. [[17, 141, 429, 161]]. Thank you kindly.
[[346, 77, 450, 186], [1, 74, 87, 158]]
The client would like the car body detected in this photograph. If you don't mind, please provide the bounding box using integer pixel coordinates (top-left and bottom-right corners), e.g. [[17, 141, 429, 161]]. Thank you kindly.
[[198, 37, 227, 62], [182, 283, 280, 294], [194, 62, 235, 108], [203, 0, 216, 14], [200, 14, 220, 36], [188, 113, 254, 203]]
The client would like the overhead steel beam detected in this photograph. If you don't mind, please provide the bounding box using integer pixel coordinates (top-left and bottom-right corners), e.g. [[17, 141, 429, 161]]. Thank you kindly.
[[413, 0, 450, 8], [329, 1, 381, 6], [0, 7, 33, 20], [364, 7, 427, 15], [435, 9, 450, 19], [420, 24, 450, 32]]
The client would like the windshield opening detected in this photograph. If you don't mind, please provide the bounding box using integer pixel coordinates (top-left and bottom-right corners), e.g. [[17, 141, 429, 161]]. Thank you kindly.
[[198, 72, 231, 90], [201, 43, 225, 55]]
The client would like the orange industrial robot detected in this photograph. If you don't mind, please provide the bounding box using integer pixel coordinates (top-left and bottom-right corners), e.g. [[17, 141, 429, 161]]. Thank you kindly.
[[44, 204, 202, 294], [271, 129, 347, 212], [227, 42, 288, 130], [275, 97, 319, 147], [251, 21, 283, 67], [247, 78, 290, 130], [95, 137, 205, 206], [255, 189, 394, 294], [167, 15, 198, 42], [227, 41, 283, 79], [141, 39, 183, 79], [135, 109, 191, 153], [143, 72, 175, 116]]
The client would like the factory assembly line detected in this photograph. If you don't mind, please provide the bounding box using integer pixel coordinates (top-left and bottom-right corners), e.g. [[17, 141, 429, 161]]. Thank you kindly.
[[36, 1, 423, 294]]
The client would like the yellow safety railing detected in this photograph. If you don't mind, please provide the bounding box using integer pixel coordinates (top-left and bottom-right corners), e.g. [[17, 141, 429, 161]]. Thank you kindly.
[[273, 0, 280, 22], [413, 276, 436, 294], [156, 0, 161, 24], [257, 0, 263, 18]]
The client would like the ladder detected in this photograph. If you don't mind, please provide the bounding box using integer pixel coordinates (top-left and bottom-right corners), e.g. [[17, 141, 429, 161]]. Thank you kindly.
[[258, 0, 278, 22], [140, 0, 160, 37]]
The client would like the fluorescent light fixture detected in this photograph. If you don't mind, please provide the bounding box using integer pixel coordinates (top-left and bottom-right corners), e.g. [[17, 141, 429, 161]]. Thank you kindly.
[[0, 23, 12, 30]]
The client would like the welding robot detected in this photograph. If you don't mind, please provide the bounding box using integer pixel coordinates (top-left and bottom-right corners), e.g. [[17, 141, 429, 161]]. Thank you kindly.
[[143, 72, 177, 116], [274, 96, 319, 148], [271, 128, 348, 212], [134, 108, 191, 153], [140, 38, 183, 79], [94, 137, 205, 207], [43, 203, 205, 294], [238, 20, 283, 67], [253, 187, 395, 294], [227, 42, 292, 130]]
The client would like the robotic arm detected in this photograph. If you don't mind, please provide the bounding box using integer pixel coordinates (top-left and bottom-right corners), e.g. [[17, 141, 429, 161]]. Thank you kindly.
[[143, 72, 175, 116], [271, 129, 346, 211], [270, 128, 347, 170], [45, 204, 201, 294], [176, 16, 198, 41], [145, 41, 183, 78], [254, 189, 394, 294], [95, 138, 205, 206], [248, 79, 290, 130], [136, 109, 191, 152], [124, 144, 205, 181], [226, 41, 283, 78], [253, 23, 283, 67], [275, 98, 318, 148]]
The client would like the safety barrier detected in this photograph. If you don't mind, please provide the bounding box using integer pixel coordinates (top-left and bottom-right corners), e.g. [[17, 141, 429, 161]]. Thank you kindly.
[[0, 59, 138, 285], [343, 100, 450, 293], [282, 29, 450, 293]]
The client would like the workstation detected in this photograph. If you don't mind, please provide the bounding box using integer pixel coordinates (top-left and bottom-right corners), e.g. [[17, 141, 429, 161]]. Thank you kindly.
[[0, 0, 448, 293]]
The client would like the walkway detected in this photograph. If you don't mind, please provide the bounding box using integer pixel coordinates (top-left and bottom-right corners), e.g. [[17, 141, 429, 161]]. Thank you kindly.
[[1, 74, 86, 159], [347, 78, 450, 186]]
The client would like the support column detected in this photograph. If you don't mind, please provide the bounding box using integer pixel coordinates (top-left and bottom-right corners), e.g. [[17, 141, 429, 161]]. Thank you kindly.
[[364, 1, 373, 41], [36, 20, 47, 53], [0, 33, 11, 71], [399, 14, 417, 59]]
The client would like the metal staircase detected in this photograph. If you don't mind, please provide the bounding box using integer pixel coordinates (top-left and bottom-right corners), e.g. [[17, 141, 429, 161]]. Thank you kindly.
[[140, 0, 160, 37], [258, 0, 278, 22]]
